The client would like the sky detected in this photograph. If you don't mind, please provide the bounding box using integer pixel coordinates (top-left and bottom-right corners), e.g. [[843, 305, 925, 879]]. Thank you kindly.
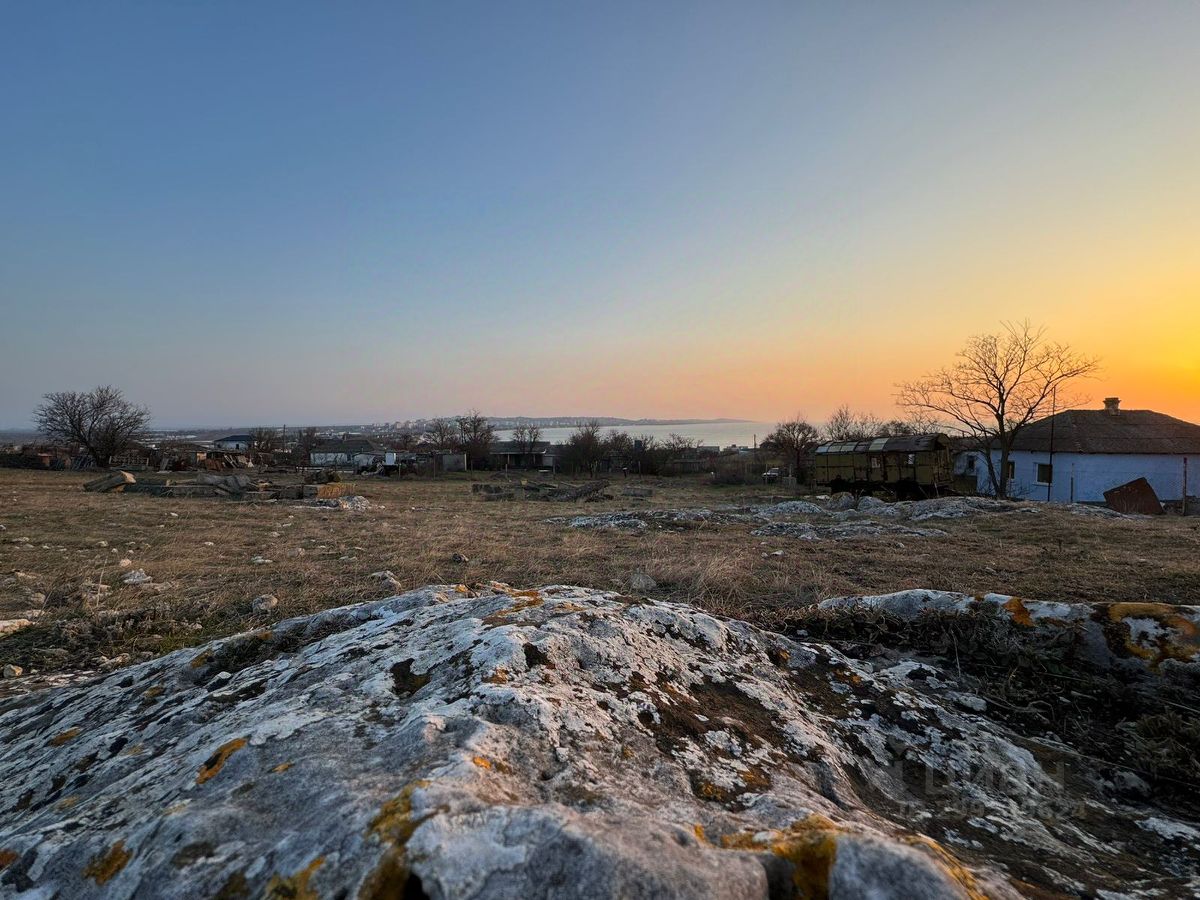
[[1, 1, 1197, 428]]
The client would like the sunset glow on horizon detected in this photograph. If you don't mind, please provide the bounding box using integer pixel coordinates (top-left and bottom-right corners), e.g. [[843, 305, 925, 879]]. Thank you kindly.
[[1, 2, 1197, 428]]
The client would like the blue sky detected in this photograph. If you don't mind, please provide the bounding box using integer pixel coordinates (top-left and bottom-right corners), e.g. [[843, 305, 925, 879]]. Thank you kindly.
[[3, 2, 1198, 427]]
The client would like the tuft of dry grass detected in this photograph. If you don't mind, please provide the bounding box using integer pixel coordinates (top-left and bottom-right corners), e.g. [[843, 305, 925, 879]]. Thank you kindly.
[[2, 468, 1199, 673]]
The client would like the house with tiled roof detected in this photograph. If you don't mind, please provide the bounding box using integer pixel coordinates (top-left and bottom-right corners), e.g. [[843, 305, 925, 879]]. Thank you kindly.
[[976, 398, 1200, 503]]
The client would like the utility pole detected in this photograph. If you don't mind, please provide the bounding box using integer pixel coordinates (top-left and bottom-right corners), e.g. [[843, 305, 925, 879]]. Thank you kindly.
[[1046, 387, 1057, 502]]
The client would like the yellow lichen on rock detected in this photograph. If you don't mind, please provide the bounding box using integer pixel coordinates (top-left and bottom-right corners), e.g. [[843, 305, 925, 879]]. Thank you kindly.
[[369, 780, 432, 848], [49, 727, 81, 746], [1107, 602, 1200, 667], [721, 813, 841, 898], [901, 834, 990, 900], [265, 855, 324, 900], [83, 839, 131, 886], [196, 737, 248, 785]]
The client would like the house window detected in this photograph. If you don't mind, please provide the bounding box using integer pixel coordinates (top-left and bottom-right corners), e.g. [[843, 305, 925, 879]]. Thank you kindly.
[[1036, 463, 1052, 484], [1005, 461, 1015, 480], [965, 456, 976, 473]]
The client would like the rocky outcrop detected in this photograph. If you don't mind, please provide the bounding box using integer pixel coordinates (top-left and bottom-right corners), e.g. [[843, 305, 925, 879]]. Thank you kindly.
[[2, 584, 1197, 898], [817, 589, 1200, 680]]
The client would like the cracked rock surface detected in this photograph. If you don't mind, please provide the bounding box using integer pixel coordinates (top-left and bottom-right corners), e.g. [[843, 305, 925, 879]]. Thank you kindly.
[[1, 584, 1196, 898]]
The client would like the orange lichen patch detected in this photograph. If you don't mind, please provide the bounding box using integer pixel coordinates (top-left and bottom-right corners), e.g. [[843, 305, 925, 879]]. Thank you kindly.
[[1002, 597, 1034, 627], [721, 814, 841, 898], [142, 685, 165, 699], [1106, 603, 1200, 666], [0, 849, 18, 870], [492, 595, 545, 617], [83, 839, 131, 886], [548, 601, 586, 614], [190, 649, 212, 669], [693, 824, 708, 844], [49, 727, 81, 746], [265, 855, 324, 900], [271, 762, 294, 774], [901, 834, 989, 900], [471, 755, 512, 774], [484, 668, 511, 684], [454, 584, 472, 594], [123, 744, 144, 756], [196, 737, 249, 785], [55, 795, 80, 810]]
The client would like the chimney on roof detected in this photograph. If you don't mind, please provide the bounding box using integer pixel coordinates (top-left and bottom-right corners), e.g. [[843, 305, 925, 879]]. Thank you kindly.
[[1103, 397, 1120, 416]]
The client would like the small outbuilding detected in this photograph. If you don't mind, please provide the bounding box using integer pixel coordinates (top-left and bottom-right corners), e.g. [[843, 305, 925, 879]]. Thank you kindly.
[[310, 437, 387, 470]]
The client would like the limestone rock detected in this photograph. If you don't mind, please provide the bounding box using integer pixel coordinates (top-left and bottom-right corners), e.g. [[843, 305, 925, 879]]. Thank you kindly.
[[819, 589, 1200, 680], [0, 618, 35, 638], [1, 585, 1195, 898], [251, 595, 279, 614], [627, 572, 657, 592]]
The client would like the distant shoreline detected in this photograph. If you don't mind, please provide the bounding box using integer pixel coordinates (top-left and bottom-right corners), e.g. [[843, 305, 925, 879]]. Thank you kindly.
[[0, 417, 755, 443]]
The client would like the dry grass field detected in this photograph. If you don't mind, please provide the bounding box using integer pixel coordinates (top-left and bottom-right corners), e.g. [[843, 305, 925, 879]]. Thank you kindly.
[[3, 467, 1200, 676]]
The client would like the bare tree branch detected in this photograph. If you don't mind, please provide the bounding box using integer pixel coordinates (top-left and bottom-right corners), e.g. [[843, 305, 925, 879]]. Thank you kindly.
[[896, 321, 1099, 497], [34, 386, 151, 468]]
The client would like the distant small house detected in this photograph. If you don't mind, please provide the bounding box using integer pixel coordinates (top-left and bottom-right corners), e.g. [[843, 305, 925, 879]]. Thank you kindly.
[[213, 434, 253, 452], [977, 398, 1200, 503], [310, 437, 387, 469], [489, 440, 552, 470]]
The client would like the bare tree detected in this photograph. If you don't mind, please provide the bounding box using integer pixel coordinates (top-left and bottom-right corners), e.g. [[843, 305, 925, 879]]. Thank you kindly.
[[564, 420, 605, 475], [603, 429, 633, 456], [294, 426, 321, 464], [455, 410, 495, 469], [825, 405, 885, 441], [629, 434, 660, 475], [879, 412, 944, 436], [512, 423, 543, 455], [34, 385, 151, 468], [764, 416, 821, 478], [427, 418, 458, 451], [249, 426, 281, 454], [897, 320, 1098, 497]]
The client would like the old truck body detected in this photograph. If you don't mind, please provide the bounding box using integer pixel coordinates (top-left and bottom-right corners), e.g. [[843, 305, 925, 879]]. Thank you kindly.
[[812, 434, 955, 498]]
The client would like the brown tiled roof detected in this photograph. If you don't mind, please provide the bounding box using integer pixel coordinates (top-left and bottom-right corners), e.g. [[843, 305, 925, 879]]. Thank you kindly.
[[1011, 409, 1200, 455]]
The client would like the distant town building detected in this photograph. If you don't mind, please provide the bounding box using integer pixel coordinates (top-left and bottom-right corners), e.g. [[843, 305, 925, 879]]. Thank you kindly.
[[212, 434, 253, 452]]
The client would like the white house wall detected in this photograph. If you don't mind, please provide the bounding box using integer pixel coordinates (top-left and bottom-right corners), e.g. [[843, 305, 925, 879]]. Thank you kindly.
[[980, 450, 1199, 502]]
